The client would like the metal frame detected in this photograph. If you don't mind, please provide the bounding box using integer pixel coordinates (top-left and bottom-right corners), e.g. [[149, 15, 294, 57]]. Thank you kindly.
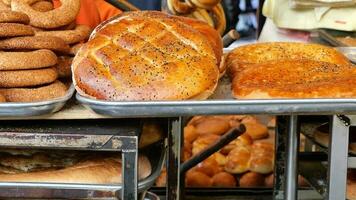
[[0, 125, 140, 200]]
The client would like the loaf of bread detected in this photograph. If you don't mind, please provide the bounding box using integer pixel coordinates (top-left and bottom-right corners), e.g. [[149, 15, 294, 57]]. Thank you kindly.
[[0, 150, 151, 184], [73, 11, 222, 101], [226, 42, 350, 77]]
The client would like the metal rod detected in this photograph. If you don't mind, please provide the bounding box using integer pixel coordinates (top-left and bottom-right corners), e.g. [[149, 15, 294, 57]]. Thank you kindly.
[[167, 117, 183, 200], [122, 147, 138, 200], [222, 29, 240, 48], [181, 125, 245, 174], [285, 115, 299, 200], [0, 182, 121, 190], [327, 115, 349, 200]]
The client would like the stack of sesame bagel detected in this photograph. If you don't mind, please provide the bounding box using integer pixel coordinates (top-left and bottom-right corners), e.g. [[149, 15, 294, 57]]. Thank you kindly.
[[0, 0, 91, 102]]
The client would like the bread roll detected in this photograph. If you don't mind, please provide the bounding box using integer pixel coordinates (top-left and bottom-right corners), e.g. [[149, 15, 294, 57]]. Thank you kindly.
[[249, 142, 274, 174], [194, 158, 221, 177], [225, 145, 251, 174], [194, 117, 231, 135], [243, 121, 269, 140], [73, 11, 220, 101], [239, 172, 265, 187], [184, 125, 199, 143], [186, 170, 212, 187], [212, 172, 237, 187], [192, 134, 220, 155]]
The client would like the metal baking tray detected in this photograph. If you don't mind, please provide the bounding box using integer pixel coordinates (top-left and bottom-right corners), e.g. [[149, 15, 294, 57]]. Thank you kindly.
[[76, 47, 356, 118], [317, 29, 356, 47], [0, 84, 75, 118], [301, 122, 356, 156], [0, 141, 166, 199]]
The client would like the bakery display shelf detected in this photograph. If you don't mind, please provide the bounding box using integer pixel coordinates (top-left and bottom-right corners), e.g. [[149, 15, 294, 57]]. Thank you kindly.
[[0, 119, 146, 200], [299, 155, 328, 199], [0, 141, 165, 199], [301, 121, 356, 159], [76, 79, 356, 118], [0, 85, 75, 118]]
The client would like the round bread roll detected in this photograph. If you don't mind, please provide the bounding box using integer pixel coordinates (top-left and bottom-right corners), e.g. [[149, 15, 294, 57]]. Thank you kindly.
[[192, 134, 220, 155], [183, 140, 192, 162], [249, 142, 274, 174], [221, 133, 253, 155], [73, 11, 220, 101], [184, 125, 199, 143], [224, 145, 251, 174], [194, 117, 231, 135], [194, 158, 221, 177], [11, 0, 80, 29], [243, 121, 269, 140], [186, 170, 213, 187], [0, 23, 34, 37], [0, 81, 67, 102], [212, 172, 237, 187], [239, 172, 265, 187], [0, 50, 57, 70], [0, 36, 70, 53], [0, 67, 57, 88], [0, 11, 29, 24]]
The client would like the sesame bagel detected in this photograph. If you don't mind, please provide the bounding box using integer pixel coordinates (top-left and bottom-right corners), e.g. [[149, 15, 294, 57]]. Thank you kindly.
[[0, 36, 70, 53], [0, 11, 30, 24], [0, 49, 57, 70], [0, 80, 67, 102], [0, 67, 58, 88], [0, 23, 34, 37]]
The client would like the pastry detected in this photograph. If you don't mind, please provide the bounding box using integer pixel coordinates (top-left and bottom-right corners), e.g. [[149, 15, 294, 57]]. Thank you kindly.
[[73, 11, 221, 101]]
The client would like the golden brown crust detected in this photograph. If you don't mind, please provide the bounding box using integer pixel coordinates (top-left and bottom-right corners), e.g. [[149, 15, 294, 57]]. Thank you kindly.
[[31, 0, 53, 12], [0, 67, 58, 88], [232, 60, 356, 99], [0, 11, 30, 24], [55, 56, 72, 78], [0, 0, 10, 10], [35, 25, 91, 44], [0, 49, 57, 70], [0, 154, 151, 184], [11, 0, 80, 29], [0, 80, 67, 102], [239, 172, 265, 187], [0, 93, 5, 102], [73, 11, 219, 101], [0, 36, 70, 53], [227, 42, 351, 77], [0, 23, 34, 37]]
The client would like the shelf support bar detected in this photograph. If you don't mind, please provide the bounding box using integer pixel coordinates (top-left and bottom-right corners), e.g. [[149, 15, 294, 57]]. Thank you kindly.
[[327, 115, 349, 200]]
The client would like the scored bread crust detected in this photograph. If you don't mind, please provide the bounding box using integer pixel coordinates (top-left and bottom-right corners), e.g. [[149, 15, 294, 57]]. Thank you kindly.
[[226, 42, 351, 77], [72, 11, 220, 101], [232, 60, 356, 99]]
